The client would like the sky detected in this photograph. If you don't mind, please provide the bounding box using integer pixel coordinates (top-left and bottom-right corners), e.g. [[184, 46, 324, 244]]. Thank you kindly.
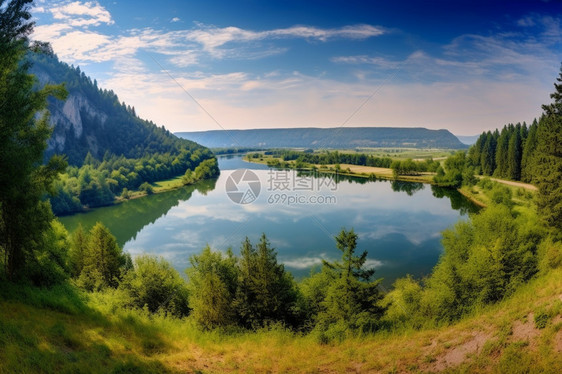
[[31, 0, 562, 135]]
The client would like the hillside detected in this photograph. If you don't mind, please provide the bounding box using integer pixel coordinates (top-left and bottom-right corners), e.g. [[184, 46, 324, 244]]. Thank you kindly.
[[1, 266, 560, 373], [28, 51, 208, 166], [176, 127, 467, 149]]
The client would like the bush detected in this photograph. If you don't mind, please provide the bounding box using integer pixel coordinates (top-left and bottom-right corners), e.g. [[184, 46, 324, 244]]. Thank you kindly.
[[538, 237, 562, 273], [139, 182, 153, 195], [119, 255, 189, 317]]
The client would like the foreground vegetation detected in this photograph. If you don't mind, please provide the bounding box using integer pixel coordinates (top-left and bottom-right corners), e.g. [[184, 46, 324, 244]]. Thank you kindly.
[[2, 2, 562, 372], [1, 261, 561, 373]]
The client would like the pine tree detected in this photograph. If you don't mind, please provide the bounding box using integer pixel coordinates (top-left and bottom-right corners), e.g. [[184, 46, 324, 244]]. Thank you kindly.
[[534, 114, 562, 233], [480, 132, 496, 176], [234, 235, 298, 329], [542, 64, 562, 116], [0, 0, 67, 281], [78, 222, 124, 290], [68, 223, 88, 277], [494, 126, 509, 178], [318, 229, 385, 333], [506, 128, 522, 180], [467, 132, 485, 173], [534, 65, 562, 233], [521, 119, 539, 183]]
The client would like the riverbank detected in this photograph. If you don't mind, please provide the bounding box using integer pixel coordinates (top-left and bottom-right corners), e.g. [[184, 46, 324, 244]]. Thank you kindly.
[[244, 156, 436, 184]]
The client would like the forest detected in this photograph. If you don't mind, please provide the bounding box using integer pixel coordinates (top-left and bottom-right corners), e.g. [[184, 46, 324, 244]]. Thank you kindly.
[[24, 42, 220, 215]]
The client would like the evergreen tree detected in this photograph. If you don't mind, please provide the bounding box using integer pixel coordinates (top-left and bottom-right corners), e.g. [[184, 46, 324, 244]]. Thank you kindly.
[[480, 132, 496, 176], [467, 132, 485, 173], [533, 114, 562, 233], [234, 235, 299, 329], [318, 229, 385, 334], [77, 222, 125, 290], [68, 223, 88, 277], [0, 0, 68, 281], [542, 63, 562, 116], [506, 127, 522, 180], [494, 126, 510, 178], [521, 119, 539, 183]]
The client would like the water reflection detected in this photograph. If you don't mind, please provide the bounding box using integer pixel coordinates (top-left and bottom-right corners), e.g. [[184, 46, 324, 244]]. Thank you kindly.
[[61, 156, 478, 286]]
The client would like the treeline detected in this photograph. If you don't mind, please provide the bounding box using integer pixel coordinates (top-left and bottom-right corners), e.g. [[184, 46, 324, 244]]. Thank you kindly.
[[435, 65, 562, 234], [51, 151, 219, 215], [390, 158, 440, 177], [58, 225, 384, 338], [274, 150, 394, 168], [468, 121, 530, 181], [265, 149, 441, 178]]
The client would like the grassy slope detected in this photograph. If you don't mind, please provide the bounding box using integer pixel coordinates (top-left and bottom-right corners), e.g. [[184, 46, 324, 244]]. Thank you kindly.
[[0, 268, 561, 373]]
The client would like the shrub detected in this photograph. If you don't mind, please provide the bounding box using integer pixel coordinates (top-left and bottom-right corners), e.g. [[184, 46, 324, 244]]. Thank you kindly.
[[120, 255, 189, 317], [139, 182, 153, 195]]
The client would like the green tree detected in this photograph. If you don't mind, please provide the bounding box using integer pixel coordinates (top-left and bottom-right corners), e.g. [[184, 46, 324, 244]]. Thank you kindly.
[[494, 126, 510, 178], [77, 222, 125, 291], [120, 255, 189, 316], [234, 234, 299, 329], [318, 229, 385, 335], [542, 63, 562, 116], [533, 114, 562, 233], [506, 128, 522, 180], [194, 158, 219, 180], [187, 246, 238, 328], [0, 0, 68, 281], [521, 119, 538, 183], [480, 131, 496, 176], [68, 223, 88, 277]]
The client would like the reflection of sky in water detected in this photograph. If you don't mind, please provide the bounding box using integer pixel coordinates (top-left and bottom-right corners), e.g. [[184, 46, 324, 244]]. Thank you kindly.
[[121, 157, 472, 286]]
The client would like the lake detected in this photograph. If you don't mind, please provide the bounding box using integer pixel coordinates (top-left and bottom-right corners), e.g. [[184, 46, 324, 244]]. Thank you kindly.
[[60, 155, 478, 286]]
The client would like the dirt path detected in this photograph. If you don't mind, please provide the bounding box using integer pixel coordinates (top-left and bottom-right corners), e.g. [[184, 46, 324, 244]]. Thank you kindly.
[[478, 176, 537, 191]]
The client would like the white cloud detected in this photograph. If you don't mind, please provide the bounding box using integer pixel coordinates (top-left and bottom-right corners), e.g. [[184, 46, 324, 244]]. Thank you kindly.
[[171, 17, 180, 23], [51, 1, 113, 27], [31, 4, 561, 135], [184, 24, 383, 57]]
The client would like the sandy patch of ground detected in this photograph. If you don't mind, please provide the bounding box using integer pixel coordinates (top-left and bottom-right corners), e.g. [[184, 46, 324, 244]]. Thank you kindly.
[[512, 313, 540, 343], [425, 332, 490, 372]]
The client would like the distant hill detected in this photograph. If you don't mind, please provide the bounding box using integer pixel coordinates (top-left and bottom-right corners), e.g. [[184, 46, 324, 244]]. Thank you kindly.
[[28, 52, 208, 165], [176, 127, 467, 149], [455, 134, 480, 146]]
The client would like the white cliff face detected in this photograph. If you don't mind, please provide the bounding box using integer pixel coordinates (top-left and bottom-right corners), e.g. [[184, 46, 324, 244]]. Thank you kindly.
[[46, 92, 108, 153]]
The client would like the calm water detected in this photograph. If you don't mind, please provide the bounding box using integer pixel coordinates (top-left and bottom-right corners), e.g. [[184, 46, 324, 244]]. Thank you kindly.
[[60, 155, 478, 286]]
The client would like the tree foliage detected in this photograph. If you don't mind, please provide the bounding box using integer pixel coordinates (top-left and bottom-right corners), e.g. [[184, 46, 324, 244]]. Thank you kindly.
[[187, 246, 238, 329], [316, 229, 385, 335], [0, 0, 68, 282], [119, 255, 189, 317], [77, 222, 126, 291]]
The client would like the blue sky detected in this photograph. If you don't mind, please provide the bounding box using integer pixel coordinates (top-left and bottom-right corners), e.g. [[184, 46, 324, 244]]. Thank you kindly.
[[32, 0, 562, 134]]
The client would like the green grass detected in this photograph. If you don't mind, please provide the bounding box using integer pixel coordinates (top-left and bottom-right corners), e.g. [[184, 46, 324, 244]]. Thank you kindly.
[[459, 179, 537, 214], [1, 266, 561, 373], [151, 176, 184, 193]]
